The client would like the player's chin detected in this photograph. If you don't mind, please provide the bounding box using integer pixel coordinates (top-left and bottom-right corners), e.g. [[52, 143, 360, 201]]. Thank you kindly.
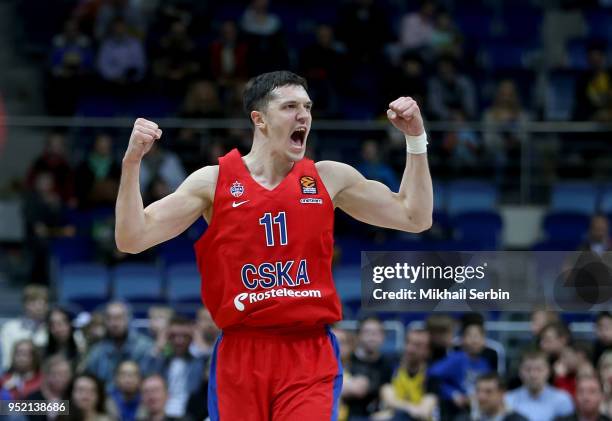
[[286, 147, 306, 162]]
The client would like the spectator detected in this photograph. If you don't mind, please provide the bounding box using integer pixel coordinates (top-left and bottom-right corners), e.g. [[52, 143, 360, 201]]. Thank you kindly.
[[139, 142, 186, 192], [77, 311, 107, 355], [82, 302, 154, 388], [0, 339, 43, 399], [553, 345, 595, 397], [180, 80, 224, 120], [0, 285, 48, 370], [505, 350, 574, 421], [398, 0, 436, 52], [455, 373, 528, 421], [208, 20, 248, 86], [97, 17, 146, 87], [440, 109, 481, 173], [356, 140, 400, 192], [428, 322, 492, 419], [332, 326, 369, 421], [45, 307, 84, 363], [425, 314, 455, 363], [595, 313, 612, 366], [430, 11, 461, 58], [74, 133, 121, 209], [145, 316, 204, 419], [152, 20, 200, 96], [240, 0, 289, 75], [136, 374, 184, 421], [48, 19, 94, 115], [554, 375, 611, 421], [580, 216, 612, 257], [482, 80, 530, 170], [299, 24, 347, 117], [185, 361, 209, 421], [531, 308, 561, 336], [94, 0, 145, 41], [23, 172, 76, 283], [385, 52, 428, 116], [26, 132, 74, 203], [345, 317, 394, 419], [574, 42, 612, 121], [539, 321, 572, 367], [26, 355, 73, 421], [148, 306, 174, 356], [189, 307, 219, 359], [109, 360, 144, 421], [336, 0, 392, 64], [59, 373, 115, 421], [380, 328, 437, 421], [599, 351, 612, 417], [428, 55, 477, 120]]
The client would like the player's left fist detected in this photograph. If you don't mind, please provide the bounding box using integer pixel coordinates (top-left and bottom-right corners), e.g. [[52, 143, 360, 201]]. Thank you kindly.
[[387, 97, 425, 136]]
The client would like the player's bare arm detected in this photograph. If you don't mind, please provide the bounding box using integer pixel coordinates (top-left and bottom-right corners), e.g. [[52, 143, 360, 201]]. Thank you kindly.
[[317, 97, 433, 233], [115, 118, 218, 254]]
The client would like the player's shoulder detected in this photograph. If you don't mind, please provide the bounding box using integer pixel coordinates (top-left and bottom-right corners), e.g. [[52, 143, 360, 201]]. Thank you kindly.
[[316, 160, 361, 183], [315, 160, 356, 175], [179, 165, 219, 198]]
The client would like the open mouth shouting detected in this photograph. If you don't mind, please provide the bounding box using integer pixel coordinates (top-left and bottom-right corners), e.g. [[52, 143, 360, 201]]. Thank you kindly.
[[290, 127, 307, 150]]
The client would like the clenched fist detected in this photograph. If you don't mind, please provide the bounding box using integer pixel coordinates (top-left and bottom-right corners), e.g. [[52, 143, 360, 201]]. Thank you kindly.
[[123, 118, 163, 164], [387, 97, 425, 137]]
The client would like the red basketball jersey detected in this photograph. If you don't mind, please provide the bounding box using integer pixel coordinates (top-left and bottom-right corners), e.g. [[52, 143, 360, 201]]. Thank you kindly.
[[194, 149, 342, 330]]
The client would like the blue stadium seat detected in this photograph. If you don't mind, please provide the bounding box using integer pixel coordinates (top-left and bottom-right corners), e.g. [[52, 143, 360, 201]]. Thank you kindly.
[[567, 39, 589, 70], [452, 211, 503, 250], [159, 237, 196, 267], [112, 263, 164, 301], [545, 71, 576, 121], [542, 212, 590, 243], [167, 264, 201, 303], [550, 182, 598, 215], [587, 12, 612, 40], [447, 181, 498, 216], [58, 263, 110, 310], [50, 237, 95, 266], [333, 265, 361, 304], [598, 185, 612, 214]]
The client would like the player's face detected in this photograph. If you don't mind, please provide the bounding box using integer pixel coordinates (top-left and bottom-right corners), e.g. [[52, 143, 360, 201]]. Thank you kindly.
[[261, 85, 312, 162]]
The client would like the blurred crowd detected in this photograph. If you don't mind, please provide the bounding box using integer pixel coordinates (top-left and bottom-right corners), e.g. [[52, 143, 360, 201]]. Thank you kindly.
[[1, 285, 612, 421]]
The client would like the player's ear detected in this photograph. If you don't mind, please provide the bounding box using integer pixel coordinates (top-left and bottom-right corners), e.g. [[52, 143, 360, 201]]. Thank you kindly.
[[250, 110, 265, 130]]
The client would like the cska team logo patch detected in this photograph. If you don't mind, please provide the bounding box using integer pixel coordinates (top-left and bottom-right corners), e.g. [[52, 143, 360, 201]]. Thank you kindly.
[[230, 181, 244, 197], [300, 176, 317, 194]]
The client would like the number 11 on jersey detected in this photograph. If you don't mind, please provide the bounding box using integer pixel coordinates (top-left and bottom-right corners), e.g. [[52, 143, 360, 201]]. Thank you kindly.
[[259, 212, 288, 246]]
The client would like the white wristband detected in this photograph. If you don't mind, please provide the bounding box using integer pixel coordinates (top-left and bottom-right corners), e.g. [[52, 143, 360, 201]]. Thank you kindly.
[[405, 132, 428, 154]]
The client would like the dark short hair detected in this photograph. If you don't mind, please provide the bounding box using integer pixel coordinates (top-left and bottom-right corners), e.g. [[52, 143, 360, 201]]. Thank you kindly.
[[521, 349, 549, 366], [169, 315, 193, 326], [476, 372, 506, 390], [243, 71, 308, 115], [358, 315, 383, 331]]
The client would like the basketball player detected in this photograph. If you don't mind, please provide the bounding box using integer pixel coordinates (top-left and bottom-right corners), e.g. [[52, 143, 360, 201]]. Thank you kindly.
[[115, 71, 433, 420]]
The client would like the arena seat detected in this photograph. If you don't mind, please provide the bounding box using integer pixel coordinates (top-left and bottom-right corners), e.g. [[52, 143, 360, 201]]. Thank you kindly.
[[550, 182, 599, 215], [452, 211, 503, 250], [112, 263, 164, 301], [58, 263, 110, 311], [166, 263, 201, 303], [447, 180, 498, 216], [542, 212, 590, 243]]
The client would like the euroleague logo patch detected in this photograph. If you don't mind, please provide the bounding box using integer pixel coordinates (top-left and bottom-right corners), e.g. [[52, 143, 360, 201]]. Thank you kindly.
[[230, 181, 244, 197], [299, 176, 317, 194]]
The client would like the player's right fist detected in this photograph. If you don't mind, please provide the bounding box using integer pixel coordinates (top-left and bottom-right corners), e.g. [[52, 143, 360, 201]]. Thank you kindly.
[[123, 118, 163, 163]]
